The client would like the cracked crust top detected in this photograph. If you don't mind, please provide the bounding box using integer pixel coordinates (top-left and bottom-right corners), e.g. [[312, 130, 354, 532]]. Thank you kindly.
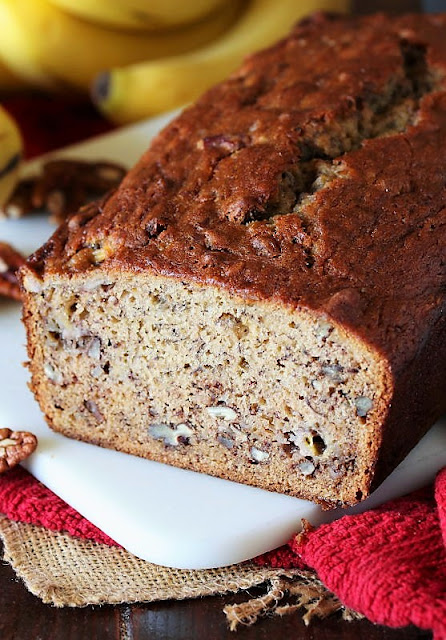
[[25, 12, 446, 371]]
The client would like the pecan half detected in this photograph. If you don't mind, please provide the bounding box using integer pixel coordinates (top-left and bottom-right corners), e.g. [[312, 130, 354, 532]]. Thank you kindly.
[[0, 158, 126, 224], [0, 178, 34, 219], [0, 428, 38, 473], [0, 241, 26, 301]]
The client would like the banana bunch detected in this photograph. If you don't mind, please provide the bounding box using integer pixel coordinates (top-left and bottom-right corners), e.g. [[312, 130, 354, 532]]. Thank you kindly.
[[0, 0, 241, 91], [94, 0, 349, 124], [0, 106, 22, 207], [0, 58, 23, 91], [0, 0, 349, 123], [48, 0, 229, 30], [92, 0, 348, 124]]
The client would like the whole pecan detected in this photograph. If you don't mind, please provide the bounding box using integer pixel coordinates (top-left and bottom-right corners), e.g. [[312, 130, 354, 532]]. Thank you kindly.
[[0, 241, 26, 301], [0, 428, 38, 474], [0, 158, 126, 224]]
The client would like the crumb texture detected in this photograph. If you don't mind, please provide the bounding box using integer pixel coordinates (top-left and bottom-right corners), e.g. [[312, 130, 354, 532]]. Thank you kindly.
[[25, 275, 387, 505]]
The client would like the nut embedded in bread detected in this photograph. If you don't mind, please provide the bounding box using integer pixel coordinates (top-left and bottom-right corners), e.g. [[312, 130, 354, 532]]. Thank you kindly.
[[21, 12, 446, 507]]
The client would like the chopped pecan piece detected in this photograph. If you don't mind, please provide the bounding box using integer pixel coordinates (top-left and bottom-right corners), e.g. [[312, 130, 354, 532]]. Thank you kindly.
[[0, 158, 126, 224], [0, 241, 26, 301], [0, 428, 38, 473]]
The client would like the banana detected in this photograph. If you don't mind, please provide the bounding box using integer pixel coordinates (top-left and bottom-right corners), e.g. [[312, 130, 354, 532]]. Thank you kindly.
[[48, 0, 228, 30], [0, 0, 242, 92], [0, 106, 22, 207], [0, 58, 25, 91], [93, 0, 350, 124]]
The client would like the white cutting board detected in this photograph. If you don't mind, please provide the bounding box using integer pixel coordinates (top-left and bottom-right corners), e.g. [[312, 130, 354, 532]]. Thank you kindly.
[[0, 114, 445, 570]]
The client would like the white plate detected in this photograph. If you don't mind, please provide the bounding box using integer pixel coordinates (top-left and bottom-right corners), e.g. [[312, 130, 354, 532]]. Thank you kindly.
[[1, 114, 445, 569]]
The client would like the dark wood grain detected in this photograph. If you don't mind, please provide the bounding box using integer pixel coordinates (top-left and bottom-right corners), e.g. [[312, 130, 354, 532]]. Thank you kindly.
[[128, 590, 432, 640]]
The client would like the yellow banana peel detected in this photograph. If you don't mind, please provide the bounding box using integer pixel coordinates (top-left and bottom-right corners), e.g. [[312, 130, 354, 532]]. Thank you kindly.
[[0, 58, 25, 91], [0, 106, 22, 207], [48, 0, 228, 31], [0, 0, 242, 92]]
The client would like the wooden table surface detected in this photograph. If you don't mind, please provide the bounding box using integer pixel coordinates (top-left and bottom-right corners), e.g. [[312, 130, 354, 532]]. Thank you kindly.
[[0, 549, 434, 639], [0, 0, 439, 638]]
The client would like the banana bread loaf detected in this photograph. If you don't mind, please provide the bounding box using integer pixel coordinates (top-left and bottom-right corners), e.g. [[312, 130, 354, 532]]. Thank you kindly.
[[21, 12, 446, 507]]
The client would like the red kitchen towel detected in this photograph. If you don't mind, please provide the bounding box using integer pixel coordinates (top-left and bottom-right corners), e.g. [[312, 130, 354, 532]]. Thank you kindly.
[[1, 466, 445, 639], [0, 466, 118, 546], [293, 482, 446, 639]]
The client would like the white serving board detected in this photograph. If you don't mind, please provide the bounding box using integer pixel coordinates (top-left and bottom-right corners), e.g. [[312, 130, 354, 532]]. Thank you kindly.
[[0, 115, 445, 570]]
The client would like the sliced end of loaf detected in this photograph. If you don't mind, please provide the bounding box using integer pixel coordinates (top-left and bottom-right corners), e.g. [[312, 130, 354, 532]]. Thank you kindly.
[[22, 268, 391, 507]]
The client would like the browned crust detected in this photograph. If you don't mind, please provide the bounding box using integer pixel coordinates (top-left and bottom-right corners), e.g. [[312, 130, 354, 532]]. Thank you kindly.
[[25, 13, 446, 375], [20, 11, 446, 505]]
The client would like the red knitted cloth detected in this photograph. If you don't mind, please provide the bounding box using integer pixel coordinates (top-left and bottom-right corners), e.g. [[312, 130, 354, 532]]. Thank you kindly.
[[0, 466, 445, 639], [0, 466, 117, 546]]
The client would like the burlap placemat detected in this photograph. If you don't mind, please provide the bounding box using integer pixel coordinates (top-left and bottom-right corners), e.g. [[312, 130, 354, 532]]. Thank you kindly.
[[0, 514, 355, 628]]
